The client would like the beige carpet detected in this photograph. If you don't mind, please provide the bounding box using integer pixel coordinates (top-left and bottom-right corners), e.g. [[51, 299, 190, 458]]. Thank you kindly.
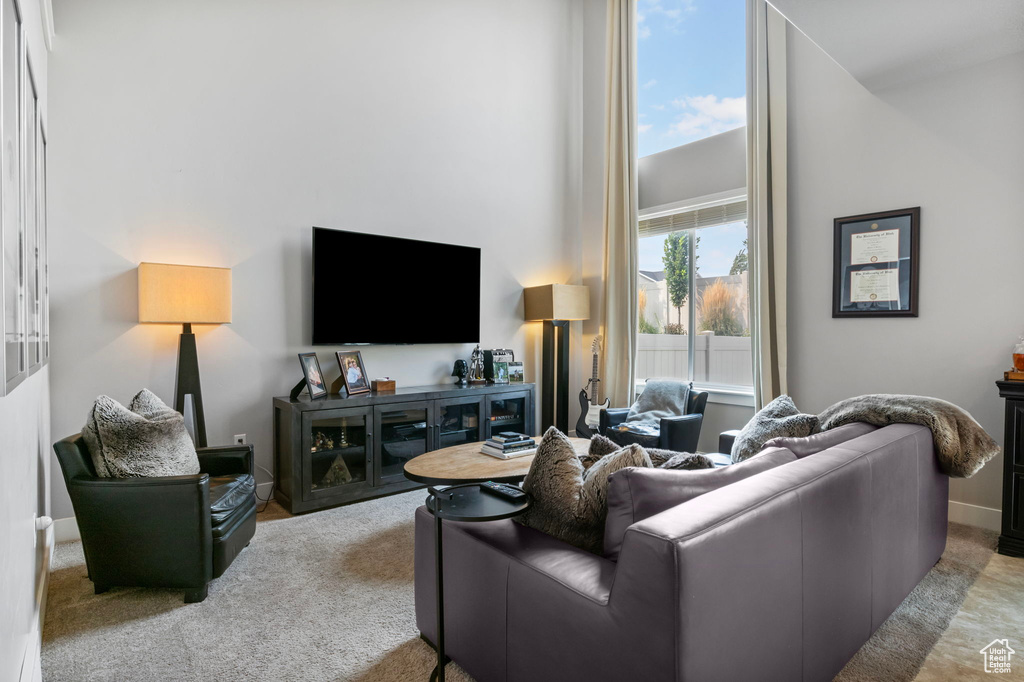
[[43, 492, 1007, 681]]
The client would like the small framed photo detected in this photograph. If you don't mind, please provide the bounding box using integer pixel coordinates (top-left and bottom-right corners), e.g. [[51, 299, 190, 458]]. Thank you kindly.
[[508, 362, 524, 383], [833, 207, 920, 318], [493, 361, 509, 384], [336, 350, 370, 395], [298, 352, 328, 399]]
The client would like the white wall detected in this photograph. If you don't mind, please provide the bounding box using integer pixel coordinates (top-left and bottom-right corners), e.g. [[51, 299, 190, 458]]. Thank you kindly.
[[48, 0, 587, 519], [786, 27, 1024, 512], [1, 1, 51, 679]]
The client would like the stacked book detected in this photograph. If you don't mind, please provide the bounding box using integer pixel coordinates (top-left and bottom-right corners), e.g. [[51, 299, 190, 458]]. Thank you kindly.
[[480, 432, 537, 459]]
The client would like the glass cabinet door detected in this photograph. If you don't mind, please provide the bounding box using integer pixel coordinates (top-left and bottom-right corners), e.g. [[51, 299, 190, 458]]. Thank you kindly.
[[437, 397, 484, 449], [375, 401, 431, 485], [486, 392, 532, 438], [302, 408, 372, 501]]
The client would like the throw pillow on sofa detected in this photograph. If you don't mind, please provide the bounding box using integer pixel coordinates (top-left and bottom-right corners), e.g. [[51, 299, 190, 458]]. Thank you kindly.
[[603, 446, 798, 560], [82, 389, 200, 478], [588, 434, 714, 471], [516, 427, 651, 554], [731, 395, 819, 463]]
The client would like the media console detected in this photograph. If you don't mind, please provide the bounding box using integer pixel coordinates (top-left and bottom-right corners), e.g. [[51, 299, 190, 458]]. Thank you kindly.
[[273, 382, 535, 513]]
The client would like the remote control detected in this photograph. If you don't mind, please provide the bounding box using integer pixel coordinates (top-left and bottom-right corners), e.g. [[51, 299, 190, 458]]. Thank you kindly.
[[480, 481, 527, 501]]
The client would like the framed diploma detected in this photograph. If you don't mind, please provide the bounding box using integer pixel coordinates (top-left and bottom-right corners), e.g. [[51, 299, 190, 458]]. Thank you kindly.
[[832, 207, 919, 317]]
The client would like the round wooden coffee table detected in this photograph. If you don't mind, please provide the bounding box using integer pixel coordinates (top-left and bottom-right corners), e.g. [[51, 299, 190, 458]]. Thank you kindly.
[[403, 437, 590, 485]]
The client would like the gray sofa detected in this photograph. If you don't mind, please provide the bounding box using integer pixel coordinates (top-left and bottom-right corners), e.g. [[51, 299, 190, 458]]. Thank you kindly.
[[414, 423, 949, 681]]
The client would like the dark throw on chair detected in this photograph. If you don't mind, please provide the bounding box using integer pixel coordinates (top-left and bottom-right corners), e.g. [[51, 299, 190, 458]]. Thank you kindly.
[[53, 435, 257, 603]]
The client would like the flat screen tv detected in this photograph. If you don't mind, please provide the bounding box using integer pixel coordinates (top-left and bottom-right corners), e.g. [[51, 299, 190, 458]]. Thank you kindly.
[[312, 227, 481, 345]]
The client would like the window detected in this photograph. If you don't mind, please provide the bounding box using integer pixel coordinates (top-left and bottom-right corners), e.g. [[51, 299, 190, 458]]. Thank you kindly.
[[636, 0, 751, 393], [637, 0, 747, 157], [637, 198, 752, 389]]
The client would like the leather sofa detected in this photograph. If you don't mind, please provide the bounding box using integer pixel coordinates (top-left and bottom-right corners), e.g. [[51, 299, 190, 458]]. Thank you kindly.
[[414, 423, 948, 681], [599, 388, 709, 453], [53, 434, 257, 603]]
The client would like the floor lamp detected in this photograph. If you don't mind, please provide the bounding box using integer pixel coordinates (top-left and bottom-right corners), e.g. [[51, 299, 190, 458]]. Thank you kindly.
[[138, 262, 232, 448], [524, 284, 590, 434]]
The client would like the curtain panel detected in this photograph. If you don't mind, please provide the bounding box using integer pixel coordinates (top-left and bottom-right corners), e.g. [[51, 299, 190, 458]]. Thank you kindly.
[[599, 0, 639, 408], [746, 0, 788, 410]]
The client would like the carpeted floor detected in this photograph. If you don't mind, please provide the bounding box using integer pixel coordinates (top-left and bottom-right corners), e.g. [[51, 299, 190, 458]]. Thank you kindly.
[[42, 492, 1003, 681]]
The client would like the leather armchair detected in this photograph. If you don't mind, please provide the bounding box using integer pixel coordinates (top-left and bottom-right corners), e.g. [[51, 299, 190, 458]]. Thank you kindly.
[[719, 429, 741, 455], [53, 435, 257, 603], [598, 388, 709, 453]]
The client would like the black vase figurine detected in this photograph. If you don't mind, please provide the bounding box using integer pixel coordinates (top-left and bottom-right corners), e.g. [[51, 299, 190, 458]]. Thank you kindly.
[[451, 359, 468, 386]]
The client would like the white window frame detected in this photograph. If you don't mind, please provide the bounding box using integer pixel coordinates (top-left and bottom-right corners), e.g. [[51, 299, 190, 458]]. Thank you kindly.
[[637, 188, 754, 406]]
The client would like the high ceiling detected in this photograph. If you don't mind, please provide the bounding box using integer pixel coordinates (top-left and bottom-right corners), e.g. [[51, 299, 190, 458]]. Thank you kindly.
[[770, 0, 1024, 91]]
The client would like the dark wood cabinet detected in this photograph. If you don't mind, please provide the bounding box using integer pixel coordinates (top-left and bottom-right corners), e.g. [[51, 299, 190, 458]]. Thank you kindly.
[[995, 380, 1024, 557], [274, 382, 535, 513]]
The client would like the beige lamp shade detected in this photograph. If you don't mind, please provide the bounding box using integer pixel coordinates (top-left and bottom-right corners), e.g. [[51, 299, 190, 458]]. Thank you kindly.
[[523, 283, 590, 321], [138, 262, 232, 324]]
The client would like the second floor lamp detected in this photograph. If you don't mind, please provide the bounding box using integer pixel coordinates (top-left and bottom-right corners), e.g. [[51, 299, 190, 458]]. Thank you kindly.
[[524, 283, 590, 434]]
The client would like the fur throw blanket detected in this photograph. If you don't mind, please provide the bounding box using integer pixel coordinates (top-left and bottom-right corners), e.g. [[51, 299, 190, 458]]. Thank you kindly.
[[818, 394, 999, 478], [623, 380, 691, 430]]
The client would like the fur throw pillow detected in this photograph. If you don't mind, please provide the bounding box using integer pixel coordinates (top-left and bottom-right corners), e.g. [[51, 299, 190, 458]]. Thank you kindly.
[[731, 395, 819, 463], [588, 434, 714, 471], [81, 389, 200, 478], [516, 428, 651, 553]]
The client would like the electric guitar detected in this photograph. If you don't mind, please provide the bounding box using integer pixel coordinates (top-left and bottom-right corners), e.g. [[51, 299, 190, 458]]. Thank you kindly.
[[575, 336, 610, 438]]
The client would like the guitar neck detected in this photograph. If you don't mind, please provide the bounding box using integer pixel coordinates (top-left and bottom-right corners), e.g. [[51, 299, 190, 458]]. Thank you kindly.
[[590, 353, 600, 404]]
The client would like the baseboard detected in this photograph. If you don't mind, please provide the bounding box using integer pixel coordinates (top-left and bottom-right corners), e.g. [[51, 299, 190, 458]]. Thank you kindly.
[[18, 627, 41, 682], [53, 516, 80, 543], [256, 481, 274, 501], [948, 500, 1001, 532]]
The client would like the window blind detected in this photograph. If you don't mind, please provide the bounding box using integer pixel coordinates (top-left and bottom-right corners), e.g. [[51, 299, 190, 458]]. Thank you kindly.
[[639, 199, 747, 238]]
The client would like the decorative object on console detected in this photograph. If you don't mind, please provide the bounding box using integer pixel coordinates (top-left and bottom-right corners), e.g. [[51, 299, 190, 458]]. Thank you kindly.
[[451, 359, 468, 386], [484, 349, 514, 382], [508, 361, 524, 384], [336, 350, 370, 395], [371, 378, 396, 392], [468, 345, 486, 384], [524, 283, 591, 433], [492, 362, 509, 384], [137, 262, 232, 447], [575, 335, 609, 437], [832, 206, 920, 318], [292, 352, 328, 400]]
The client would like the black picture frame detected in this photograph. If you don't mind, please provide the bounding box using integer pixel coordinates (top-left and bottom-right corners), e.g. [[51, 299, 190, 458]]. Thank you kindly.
[[298, 352, 328, 399], [336, 350, 370, 395], [832, 207, 920, 318]]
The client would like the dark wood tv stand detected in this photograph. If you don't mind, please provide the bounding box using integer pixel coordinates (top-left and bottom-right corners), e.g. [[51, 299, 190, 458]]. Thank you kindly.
[[273, 382, 535, 513]]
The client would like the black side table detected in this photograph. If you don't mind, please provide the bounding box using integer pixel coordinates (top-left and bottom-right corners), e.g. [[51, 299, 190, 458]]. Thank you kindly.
[[424, 483, 532, 682], [995, 380, 1024, 557]]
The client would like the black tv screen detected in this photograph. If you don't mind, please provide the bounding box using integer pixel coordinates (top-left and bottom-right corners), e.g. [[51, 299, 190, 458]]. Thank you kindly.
[[312, 227, 481, 345]]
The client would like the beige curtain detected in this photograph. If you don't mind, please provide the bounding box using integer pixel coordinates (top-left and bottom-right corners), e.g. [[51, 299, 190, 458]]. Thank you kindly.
[[599, 0, 639, 408], [747, 0, 788, 410]]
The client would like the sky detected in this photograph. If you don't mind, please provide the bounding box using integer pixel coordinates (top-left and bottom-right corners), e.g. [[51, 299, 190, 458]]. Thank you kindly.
[[637, 0, 747, 278]]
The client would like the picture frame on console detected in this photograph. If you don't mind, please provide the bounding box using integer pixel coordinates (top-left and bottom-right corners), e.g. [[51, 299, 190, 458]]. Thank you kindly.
[[298, 352, 328, 399], [336, 350, 370, 395]]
